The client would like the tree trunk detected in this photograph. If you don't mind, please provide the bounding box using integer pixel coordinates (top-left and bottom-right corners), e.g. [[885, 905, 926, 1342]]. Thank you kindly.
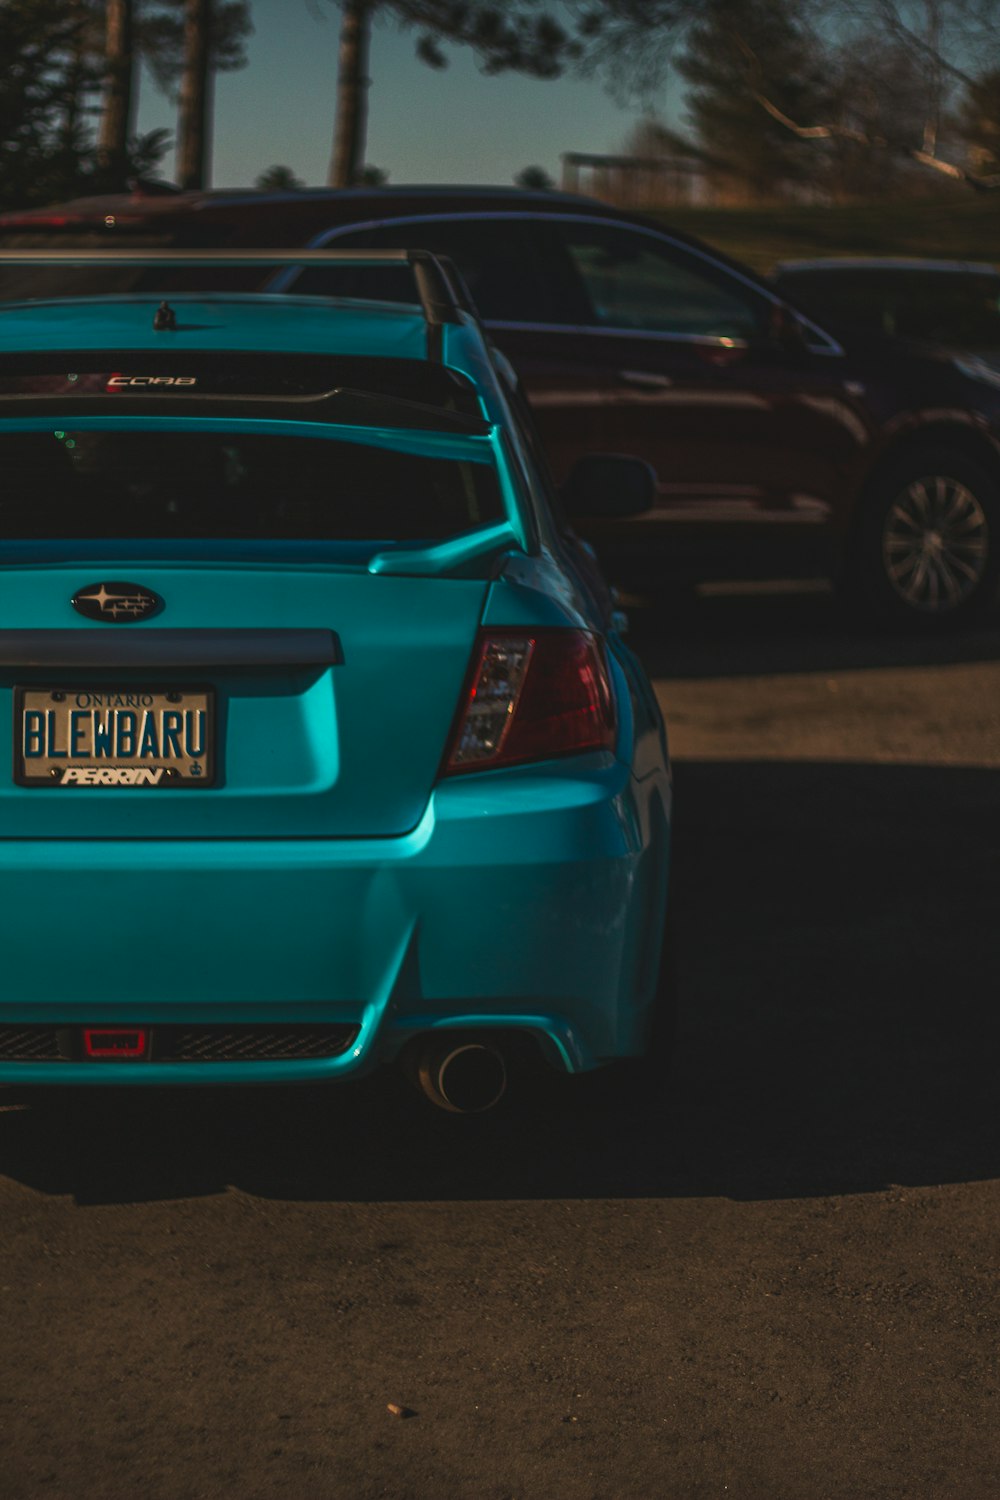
[[97, 0, 135, 180], [177, 0, 212, 189], [328, 0, 373, 188]]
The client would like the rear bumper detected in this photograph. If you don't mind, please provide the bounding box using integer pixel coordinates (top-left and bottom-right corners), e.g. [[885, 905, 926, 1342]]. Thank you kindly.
[[0, 754, 671, 1085]]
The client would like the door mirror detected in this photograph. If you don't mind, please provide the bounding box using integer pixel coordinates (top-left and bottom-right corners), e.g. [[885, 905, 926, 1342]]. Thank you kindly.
[[560, 453, 657, 519]]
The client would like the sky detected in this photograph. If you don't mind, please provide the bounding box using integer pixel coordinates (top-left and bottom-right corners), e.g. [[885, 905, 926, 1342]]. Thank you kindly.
[[133, 0, 681, 191]]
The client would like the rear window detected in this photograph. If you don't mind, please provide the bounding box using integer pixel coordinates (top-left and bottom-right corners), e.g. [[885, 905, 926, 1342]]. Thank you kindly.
[[0, 429, 502, 544]]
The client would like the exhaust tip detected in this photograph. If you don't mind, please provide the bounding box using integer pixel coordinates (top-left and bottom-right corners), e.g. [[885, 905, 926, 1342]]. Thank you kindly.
[[416, 1039, 507, 1114]]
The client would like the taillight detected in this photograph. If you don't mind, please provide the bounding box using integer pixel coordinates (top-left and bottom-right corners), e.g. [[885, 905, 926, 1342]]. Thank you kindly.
[[443, 630, 616, 775]]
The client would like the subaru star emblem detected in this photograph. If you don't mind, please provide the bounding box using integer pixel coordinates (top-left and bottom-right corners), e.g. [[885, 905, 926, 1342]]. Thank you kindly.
[[71, 582, 162, 623]]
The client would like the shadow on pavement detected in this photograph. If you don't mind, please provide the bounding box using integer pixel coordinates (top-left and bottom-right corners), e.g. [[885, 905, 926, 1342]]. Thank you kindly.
[[624, 584, 1000, 679], [3, 757, 998, 1207]]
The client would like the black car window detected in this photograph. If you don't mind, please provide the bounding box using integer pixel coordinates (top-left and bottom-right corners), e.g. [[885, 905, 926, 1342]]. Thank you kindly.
[[0, 430, 502, 544], [551, 223, 764, 342], [286, 219, 558, 324], [776, 269, 1000, 348]]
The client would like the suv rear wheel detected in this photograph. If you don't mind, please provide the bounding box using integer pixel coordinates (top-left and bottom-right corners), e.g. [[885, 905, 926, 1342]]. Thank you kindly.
[[855, 449, 1000, 626]]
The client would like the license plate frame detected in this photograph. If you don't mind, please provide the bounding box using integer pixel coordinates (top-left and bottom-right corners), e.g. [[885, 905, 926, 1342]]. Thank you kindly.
[[14, 684, 216, 788]]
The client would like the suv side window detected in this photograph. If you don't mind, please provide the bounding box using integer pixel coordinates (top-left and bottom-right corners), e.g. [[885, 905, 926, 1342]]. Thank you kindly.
[[552, 222, 765, 343], [290, 218, 556, 324]]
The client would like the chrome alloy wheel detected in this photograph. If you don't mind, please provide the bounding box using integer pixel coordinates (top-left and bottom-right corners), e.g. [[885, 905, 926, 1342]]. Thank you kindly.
[[882, 474, 989, 613]]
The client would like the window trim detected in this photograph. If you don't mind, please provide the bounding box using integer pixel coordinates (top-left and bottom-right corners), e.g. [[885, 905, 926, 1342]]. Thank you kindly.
[[297, 210, 844, 357], [485, 320, 752, 351]]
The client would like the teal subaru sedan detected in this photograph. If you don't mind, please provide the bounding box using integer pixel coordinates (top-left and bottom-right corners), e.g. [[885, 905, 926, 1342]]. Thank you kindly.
[[0, 250, 672, 1112]]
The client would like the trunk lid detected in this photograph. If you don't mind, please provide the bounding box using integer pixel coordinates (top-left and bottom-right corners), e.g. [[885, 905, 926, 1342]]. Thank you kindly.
[[0, 563, 488, 838]]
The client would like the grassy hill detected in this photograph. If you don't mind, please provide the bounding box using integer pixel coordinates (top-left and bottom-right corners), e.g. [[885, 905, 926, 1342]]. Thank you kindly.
[[643, 194, 1000, 275]]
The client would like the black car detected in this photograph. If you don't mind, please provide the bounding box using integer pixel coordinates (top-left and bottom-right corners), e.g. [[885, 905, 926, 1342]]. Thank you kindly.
[[4, 187, 1000, 627]]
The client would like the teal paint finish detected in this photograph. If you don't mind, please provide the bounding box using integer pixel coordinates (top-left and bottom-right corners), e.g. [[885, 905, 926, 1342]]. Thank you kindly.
[[0, 563, 493, 838], [0, 754, 671, 1084], [0, 295, 495, 386], [369, 521, 518, 577], [0, 296, 434, 360], [0, 283, 673, 1090]]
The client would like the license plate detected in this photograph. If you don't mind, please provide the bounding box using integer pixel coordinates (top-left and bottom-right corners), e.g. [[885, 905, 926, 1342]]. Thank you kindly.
[[15, 686, 214, 788]]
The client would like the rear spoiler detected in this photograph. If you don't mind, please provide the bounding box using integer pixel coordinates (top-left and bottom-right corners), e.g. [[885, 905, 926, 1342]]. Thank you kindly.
[[0, 248, 478, 363], [0, 387, 490, 435]]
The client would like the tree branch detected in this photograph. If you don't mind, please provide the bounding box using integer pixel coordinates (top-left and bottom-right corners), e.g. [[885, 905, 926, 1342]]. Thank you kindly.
[[911, 148, 1000, 189], [752, 85, 1000, 191], [751, 89, 881, 147], [864, 0, 981, 92], [730, 21, 1000, 192]]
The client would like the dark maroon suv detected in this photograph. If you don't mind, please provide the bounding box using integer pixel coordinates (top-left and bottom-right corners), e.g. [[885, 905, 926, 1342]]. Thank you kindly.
[[4, 184, 1000, 627]]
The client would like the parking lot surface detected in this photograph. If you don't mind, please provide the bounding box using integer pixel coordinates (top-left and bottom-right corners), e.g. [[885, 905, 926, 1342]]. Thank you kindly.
[[2, 587, 999, 1500]]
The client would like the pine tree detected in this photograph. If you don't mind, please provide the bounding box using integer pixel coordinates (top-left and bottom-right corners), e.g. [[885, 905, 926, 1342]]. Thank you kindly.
[[329, 0, 372, 189], [676, 0, 831, 200], [97, 0, 136, 178], [570, 0, 1000, 196], [138, 0, 253, 190], [325, 2, 572, 188], [0, 0, 104, 208], [176, 0, 210, 187]]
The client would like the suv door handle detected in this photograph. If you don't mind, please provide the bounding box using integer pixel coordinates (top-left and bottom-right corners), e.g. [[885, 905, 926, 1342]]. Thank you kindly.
[[618, 369, 673, 389]]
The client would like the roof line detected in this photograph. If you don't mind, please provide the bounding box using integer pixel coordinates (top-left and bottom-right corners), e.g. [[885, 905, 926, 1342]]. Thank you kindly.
[[0, 249, 476, 364]]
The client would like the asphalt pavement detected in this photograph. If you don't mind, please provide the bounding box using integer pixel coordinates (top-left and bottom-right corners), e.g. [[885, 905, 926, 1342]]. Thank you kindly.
[[2, 586, 999, 1500]]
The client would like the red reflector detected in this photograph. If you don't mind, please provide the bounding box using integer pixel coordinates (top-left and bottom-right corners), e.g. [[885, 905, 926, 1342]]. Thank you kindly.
[[444, 629, 616, 775], [83, 1028, 148, 1059], [0, 214, 87, 229]]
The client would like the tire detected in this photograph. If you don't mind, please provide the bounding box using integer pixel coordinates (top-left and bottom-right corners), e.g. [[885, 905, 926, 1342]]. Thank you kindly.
[[851, 449, 1000, 627]]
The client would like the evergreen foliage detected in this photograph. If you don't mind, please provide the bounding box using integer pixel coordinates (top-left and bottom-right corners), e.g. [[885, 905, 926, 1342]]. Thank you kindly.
[[676, 0, 831, 199], [254, 164, 306, 191], [326, 1, 573, 186], [515, 165, 555, 190], [138, 0, 253, 98], [0, 0, 173, 208], [958, 69, 1000, 177], [571, 0, 1000, 197], [365, 2, 573, 80]]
